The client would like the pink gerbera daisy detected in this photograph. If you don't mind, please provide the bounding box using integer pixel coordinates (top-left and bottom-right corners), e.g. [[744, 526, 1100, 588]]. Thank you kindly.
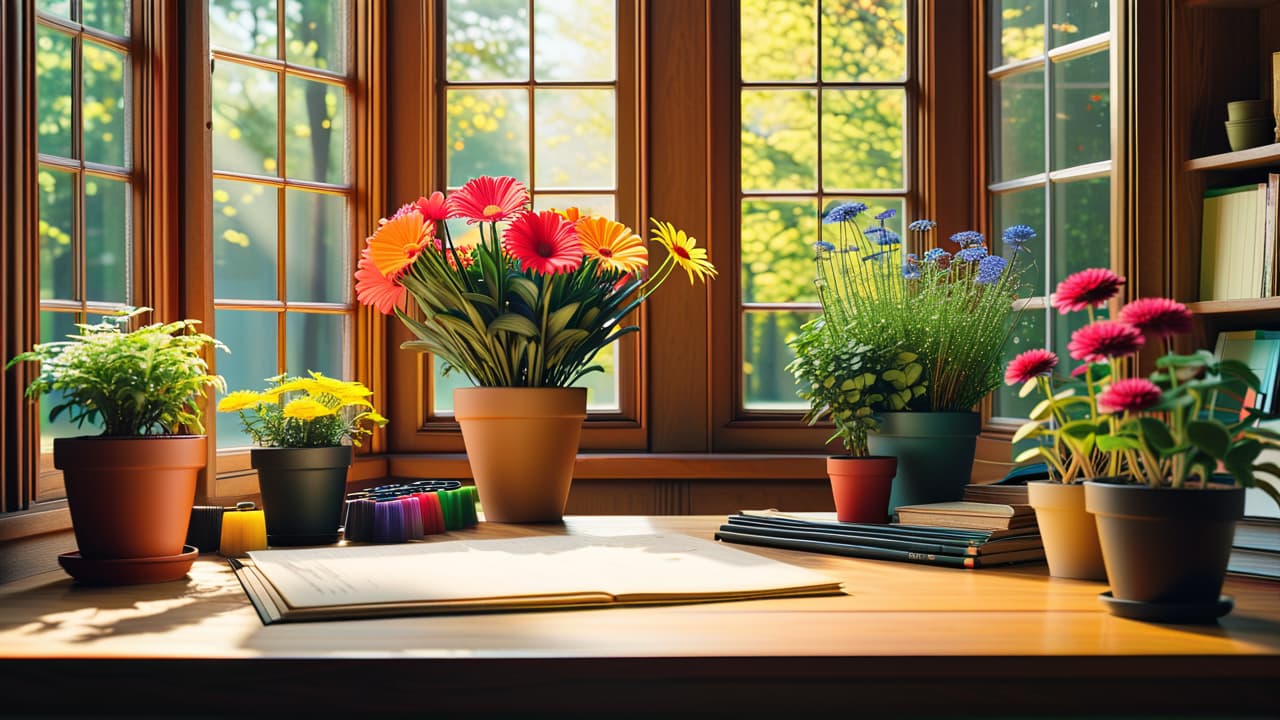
[[1052, 268, 1126, 314], [1097, 378, 1163, 414], [446, 176, 529, 224], [1117, 297, 1192, 339], [415, 191, 450, 222], [354, 249, 407, 315], [1067, 320, 1145, 363], [1004, 348, 1058, 386], [502, 210, 582, 275]]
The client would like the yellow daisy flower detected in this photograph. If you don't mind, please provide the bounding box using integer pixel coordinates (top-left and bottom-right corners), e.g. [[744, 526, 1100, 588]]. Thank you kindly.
[[282, 397, 337, 421], [650, 218, 717, 284], [216, 390, 267, 413], [577, 216, 648, 275]]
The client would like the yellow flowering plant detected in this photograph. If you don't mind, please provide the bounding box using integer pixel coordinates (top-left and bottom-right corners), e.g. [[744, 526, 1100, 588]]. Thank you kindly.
[[216, 372, 387, 448]]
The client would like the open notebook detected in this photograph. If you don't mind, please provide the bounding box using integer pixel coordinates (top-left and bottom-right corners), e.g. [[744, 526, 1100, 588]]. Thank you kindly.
[[231, 533, 843, 624]]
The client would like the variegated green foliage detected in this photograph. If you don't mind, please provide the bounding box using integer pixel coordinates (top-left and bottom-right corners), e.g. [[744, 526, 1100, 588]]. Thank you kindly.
[[396, 223, 643, 388], [788, 316, 927, 456]]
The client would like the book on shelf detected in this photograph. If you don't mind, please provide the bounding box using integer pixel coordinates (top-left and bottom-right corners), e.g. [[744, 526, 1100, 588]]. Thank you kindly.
[[894, 501, 1037, 532], [714, 511, 1044, 569], [1228, 516, 1280, 581], [962, 483, 1030, 506], [231, 533, 843, 625], [1199, 181, 1275, 301]]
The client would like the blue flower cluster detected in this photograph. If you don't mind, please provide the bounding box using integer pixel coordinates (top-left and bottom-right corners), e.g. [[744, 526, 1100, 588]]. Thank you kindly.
[[908, 219, 937, 232], [1001, 224, 1036, 251], [923, 248, 950, 263], [976, 254, 1008, 285], [955, 246, 988, 263], [950, 231, 985, 249], [823, 202, 868, 224]]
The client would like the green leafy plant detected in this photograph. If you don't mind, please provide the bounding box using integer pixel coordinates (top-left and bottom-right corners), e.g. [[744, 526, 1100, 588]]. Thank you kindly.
[[217, 372, 388, 448], [5, 307, 226, 436], [788, 317, 927, 457]]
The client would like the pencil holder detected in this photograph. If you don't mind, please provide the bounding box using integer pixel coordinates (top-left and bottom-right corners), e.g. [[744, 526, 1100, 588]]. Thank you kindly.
[[219, 502, 267, 556]]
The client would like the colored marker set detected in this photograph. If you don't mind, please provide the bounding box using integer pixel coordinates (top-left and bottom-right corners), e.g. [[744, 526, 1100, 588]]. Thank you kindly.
[[186, 502, 268, 556], [343, 481, 480, 543]]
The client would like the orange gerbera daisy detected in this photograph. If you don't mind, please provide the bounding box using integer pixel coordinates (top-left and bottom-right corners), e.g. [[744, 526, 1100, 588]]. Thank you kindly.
[[650, 218, 717, 283], [576, 216, 647, 275], [354, 249, 407, 315], [502, 210, 582, 275], [551, 206, 584, 224], [366, 210, 433, 277], [415, 191, 449, 222], [446, 175, 529, 224]]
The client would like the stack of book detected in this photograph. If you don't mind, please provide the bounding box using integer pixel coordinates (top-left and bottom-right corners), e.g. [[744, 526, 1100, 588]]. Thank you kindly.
[[896, 501, 1038, 533], [962, 483, 1030, 506], [1199, 175, 1280, 300], [1229, 516, 1280, 581], [715, 508, 1044, 569]]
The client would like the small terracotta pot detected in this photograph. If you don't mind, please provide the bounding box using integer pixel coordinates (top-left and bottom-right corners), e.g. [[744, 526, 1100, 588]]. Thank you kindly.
[[454, 387, 586, 523], [827, 456, 897, 523], [54, 435, 206, 561], [1027, 481, 1106, 581]]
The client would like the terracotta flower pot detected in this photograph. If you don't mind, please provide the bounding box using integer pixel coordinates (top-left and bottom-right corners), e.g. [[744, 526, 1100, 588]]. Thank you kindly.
[[54, 435, 206, 561], [1027, 481, 1106, 581], [827, 456, 897, 523], [453, 387, 586, 523], [252, 445, 352, 546]]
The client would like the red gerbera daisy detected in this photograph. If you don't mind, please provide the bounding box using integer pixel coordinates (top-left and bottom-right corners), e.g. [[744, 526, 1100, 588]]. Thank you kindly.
[[502, 210, 582, 275], [354, 249, 407, 315], [1067, 320, 1145, 363], [1052, 268, 1126, 314], [1097, 378, 1163, 414], [415, 191, 450, 222], [446, 175, 529, 224], [1117, 297, 1192, 339], [1004, 348, 1058, 386]]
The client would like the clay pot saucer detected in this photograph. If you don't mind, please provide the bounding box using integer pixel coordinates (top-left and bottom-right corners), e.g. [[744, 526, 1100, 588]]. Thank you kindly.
[[58, 545, 198, 585]]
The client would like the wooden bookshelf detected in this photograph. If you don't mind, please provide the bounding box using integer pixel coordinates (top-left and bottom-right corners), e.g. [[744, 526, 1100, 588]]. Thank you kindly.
[[1185, 143, 1280, 172], [1186, 297, 1280, 315]]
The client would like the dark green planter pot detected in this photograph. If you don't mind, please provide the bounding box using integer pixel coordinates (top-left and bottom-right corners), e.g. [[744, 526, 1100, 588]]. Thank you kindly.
[[867, 411, 981, 515], [1084, 479, 1243, 622], [252, 446, 352, 546]]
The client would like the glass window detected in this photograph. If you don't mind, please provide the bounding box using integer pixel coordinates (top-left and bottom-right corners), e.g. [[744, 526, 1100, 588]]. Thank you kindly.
[[738, 0, 912, 412], [209, 0, 355, 449]]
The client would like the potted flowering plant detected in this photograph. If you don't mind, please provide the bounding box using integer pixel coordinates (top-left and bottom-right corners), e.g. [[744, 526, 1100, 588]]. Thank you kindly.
[[1009, 268, 1280, 619], [810, 203, 1030, 511], [217, 372, 387, 545], [788, 323, 926, 522], [5, 308, 226, 584], [355, 176, 715, 522]]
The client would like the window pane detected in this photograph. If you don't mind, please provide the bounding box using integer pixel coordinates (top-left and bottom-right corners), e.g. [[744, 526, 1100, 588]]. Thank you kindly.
[[821, 0, 905, 82], [35, 27, 73, 159], [82, 0, 129, 36], [993, 186, 1046, 298], [285, 77, 346, 184], [1051, 176, 1111, 367], [212, 60, 279, 177], [38, 168, 75, 301], [991, 306, 1047, 421], [82, 42, 127, 168], [285, 189, 347, 304], [447, 88, 529, 187], [531, 193, 615, 219], [822, 88, 905, 191], [285, 312, 345, 380], [210, 0, 278, 58], [214, 178, 278, 300], [1052, 0, 1108, 47], [741, 198, 819, 304], [40, 311, 100, 451], [1051, 49, 1109, 171], [575, 340, 619, 412], [740, 0, 816, 82], [534, 89, 615, 190], [431, 359, 472, 415], [285, 0, 347, 72], [534, 0, 614, 82], [36, 0, 71, 19], [741, 89, 817, 192], [991, 67, 1045, 182], [83, 175, 129, 304], [445, 0, 530, 82], [215, 309, 279, 449], [992, 0, 1045, 67], [743, 310, 812, 410]]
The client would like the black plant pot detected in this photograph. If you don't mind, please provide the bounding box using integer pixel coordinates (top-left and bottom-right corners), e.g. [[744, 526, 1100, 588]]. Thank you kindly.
[[252, 446, 353, 546]]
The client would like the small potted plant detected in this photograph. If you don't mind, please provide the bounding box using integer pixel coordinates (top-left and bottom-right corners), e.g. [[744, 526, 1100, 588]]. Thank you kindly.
[[218, 372, 387, 546], [788, 320, 926, 523], [5, 308, 226, 584]]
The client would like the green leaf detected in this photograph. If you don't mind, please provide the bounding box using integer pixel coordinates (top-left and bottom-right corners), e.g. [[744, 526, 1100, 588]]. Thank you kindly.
[[546, 302, 581, 338], [1059, 419, 1097, 440], [508, 277, 540, 308], [1217, 358, 1262, 390], [1155, 350, 1214, 368], [1012, 420, 1045, 444], [1030, 398, 1053, 421], [1018, 378, 1038, 398], [1186, 420, 1231, 460], [487, 313, 540, 338], [1136, 417, 1175, 453], [1014, 446, 1047, 464], [882, 369, 907, 389], [1096, 434, 1142, 452], [902, 362, 923, 386], [1052, 387, 1076, 400]]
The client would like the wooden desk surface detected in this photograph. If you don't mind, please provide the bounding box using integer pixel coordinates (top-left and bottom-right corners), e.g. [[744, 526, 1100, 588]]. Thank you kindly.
[[2, 515, 1278, 715]]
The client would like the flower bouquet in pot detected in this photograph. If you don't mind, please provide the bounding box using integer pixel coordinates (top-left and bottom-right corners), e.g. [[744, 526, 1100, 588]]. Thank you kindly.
[[788, 322, 926, 523], [5, 307, 226, 584], [810, 203, 1032, 510], [217, 372, 387, 545], [355, 176, 715, 522]]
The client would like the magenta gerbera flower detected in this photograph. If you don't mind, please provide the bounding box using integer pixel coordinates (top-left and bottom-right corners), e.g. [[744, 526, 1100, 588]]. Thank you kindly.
[[446, 176, 529, 224], [415, 191, 450, 222], [1052, 268, 1126, 314], [1097, 378, 1163, 414], [1004, 349, 1058, 385], [1067, 320, 1145, 363], [1117, 297, 1192, 339], [502, 210, 582, 275]]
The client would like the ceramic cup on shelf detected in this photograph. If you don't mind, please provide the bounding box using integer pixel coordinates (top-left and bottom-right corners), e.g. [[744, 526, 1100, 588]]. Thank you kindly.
[[1225, 98, 1271, 122], [1224, 118, 1275, 152]]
